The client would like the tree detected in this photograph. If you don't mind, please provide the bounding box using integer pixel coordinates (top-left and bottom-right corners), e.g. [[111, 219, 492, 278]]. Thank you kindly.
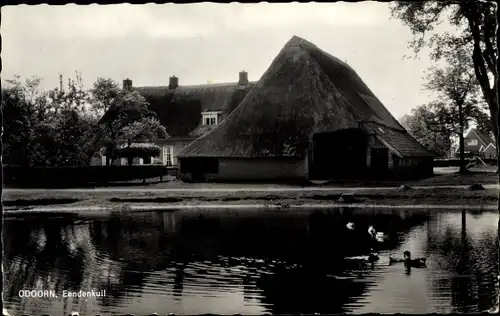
[[94, 84, 169, 165], [400, 104, 452, 158], [3, 75, 168, 168], [2, 73, 101, 167], [423, 48, 484, 173], [46, 72, 102, 166], [89, 77, 120, 118], [391, 1, 497, 147], [471, 108, 494, 137], [2, 75, 59, 167]]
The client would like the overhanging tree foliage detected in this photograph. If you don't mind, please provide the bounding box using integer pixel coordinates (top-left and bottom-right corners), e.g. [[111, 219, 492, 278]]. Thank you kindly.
[[391, 1, 498, 144]]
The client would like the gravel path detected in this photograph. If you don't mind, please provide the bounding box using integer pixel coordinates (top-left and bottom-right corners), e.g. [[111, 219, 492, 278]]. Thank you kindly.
[[4, 183, 499, 194]]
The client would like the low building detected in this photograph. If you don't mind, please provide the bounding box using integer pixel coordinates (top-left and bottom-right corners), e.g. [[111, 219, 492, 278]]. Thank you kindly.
[[455, 128, 497, 159], [176, 36, 434, 182]]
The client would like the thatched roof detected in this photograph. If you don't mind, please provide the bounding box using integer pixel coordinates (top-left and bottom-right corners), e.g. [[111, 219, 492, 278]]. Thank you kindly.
[[134, 82, 255, 137], [178, 36, 429, 158], [364, 123, 434, 157]]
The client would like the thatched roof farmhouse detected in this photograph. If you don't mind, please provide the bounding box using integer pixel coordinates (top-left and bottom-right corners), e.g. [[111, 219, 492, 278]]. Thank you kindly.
[[129, 73, 256, 139], [99, 72, 256, 167], [176, 36, 434, 182]]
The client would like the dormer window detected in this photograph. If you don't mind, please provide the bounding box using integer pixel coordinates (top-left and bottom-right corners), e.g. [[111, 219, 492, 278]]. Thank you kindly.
[[202, 111, 221, 126]]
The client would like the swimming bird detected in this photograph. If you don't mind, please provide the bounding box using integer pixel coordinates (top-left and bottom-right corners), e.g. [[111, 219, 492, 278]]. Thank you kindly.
[[368, 225, 387, 242], [344, 250, 379, 266], [368, 225, 376, 237], [346, 222, 355, 230], [368, 249, 380, 263], [375, 232, 388, 242], [389, 251, 427, 268]]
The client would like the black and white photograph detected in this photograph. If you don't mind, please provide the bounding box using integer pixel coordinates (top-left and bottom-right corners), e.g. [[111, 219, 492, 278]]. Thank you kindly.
[[2, 1, 499, 315]]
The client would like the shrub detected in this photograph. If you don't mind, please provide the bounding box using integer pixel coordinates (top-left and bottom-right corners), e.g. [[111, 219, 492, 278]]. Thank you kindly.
[[3, 165, 172, 188], [113, 144, 161, 159]]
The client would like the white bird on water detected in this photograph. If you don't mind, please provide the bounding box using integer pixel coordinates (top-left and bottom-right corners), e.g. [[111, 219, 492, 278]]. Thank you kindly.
[[375, 232, 387, 242], [368, 225, 387, 242], [368, 225, 376, 236], [346, 222, 355, 230]]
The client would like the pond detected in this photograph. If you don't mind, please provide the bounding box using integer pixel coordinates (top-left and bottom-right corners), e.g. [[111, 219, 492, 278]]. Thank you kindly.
[[3, 207, 498, 315]]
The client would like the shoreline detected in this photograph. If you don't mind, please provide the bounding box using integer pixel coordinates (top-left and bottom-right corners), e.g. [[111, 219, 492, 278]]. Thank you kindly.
[[3, 181, 499, 213], [4, 183, 500, 192], [3, 202, 498, 216]]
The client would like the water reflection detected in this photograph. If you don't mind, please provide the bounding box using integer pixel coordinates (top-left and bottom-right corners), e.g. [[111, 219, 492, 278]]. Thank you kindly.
[[426, 210, 499, 313], [3, 208, 498, 315]]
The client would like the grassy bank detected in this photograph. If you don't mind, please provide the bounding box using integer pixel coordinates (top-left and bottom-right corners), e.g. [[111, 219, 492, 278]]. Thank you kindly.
[[3, 187, 498, 211], [2, 169, 498, 211]]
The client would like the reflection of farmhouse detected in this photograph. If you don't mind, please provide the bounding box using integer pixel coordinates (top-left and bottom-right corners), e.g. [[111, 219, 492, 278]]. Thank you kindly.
[[176, 36, 434, 182]]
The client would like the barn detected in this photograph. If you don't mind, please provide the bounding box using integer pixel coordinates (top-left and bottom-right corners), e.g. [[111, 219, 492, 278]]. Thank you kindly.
[[177, 36, 434, 183]]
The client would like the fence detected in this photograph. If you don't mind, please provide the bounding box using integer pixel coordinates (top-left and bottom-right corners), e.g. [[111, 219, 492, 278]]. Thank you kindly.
[[3, 165, 177, 188]]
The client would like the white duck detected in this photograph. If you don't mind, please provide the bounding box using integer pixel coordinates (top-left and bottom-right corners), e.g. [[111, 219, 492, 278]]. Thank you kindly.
[[368, 225, 387, 242], [346, 222, 355, 230], [368, 225, 376, 236], [375, 232, 388, 242]]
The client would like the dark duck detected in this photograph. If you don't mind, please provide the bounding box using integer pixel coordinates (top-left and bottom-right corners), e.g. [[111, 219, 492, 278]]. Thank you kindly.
[[389, 251, 427, 268]]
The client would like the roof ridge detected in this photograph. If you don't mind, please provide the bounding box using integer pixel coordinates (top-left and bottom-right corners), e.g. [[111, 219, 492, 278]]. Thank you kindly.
[[135, 81, 258, 90]]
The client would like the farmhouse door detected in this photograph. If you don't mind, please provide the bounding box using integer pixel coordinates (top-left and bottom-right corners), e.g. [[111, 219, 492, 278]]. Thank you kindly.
[[309, 129, 367, 180], [392, 154, 400, 170], [371, 148, 389, 174]]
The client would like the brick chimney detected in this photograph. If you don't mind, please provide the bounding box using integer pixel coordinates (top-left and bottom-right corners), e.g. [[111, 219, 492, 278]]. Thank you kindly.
[[123, 78, 132, 90], [238, 71, 249, 86], [169, 76, 179, 89]]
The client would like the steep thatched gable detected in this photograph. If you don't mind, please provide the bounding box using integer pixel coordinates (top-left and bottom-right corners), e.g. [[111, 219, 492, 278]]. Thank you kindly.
[[134, 82, 255, 138], [178, 36, 423, 159]]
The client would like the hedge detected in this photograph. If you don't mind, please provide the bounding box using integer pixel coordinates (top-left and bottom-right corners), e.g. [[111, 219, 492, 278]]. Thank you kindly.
[[3, 165, 175, 188]]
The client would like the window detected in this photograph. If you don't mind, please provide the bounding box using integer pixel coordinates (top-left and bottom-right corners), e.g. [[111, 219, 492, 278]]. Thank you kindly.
[[202, 112, 220, 126], [163, 146, 174, 166], [468, 139, 478, 146], [143, 157, 151, 164]]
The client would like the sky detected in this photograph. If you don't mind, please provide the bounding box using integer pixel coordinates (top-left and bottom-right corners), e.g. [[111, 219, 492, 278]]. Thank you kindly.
[[2, 2, 441, 119]]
